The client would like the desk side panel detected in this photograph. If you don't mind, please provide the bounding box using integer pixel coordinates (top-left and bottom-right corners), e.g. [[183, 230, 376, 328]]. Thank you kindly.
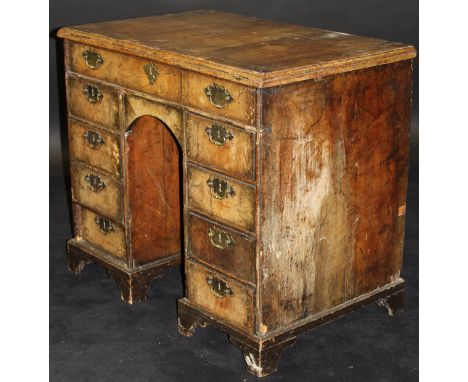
[[259, 61, 413, 332]]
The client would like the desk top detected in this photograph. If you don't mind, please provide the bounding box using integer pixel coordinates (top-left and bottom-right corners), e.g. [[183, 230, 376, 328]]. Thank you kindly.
[[58, 10, 416, 88]]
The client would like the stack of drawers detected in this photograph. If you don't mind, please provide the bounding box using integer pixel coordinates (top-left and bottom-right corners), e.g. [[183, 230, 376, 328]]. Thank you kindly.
[[59, 10, 416, 376]]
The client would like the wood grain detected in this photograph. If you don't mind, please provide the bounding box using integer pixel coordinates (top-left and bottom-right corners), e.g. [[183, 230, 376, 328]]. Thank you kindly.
[[67, 76, 119, 129], [185, 260, 254, 332], [69, 42, 182, 102], [124, 95, 183, 144], [187, 165, 256, 232], [125, 115, 182, 265], [57, 10, 416, 88], [188, 213, 256, 284], [68, 119, 121, 177], [70, 162, 122, 223], [185, 113, 255, 180], [258, 60, 412, 332], [79, 206, 126, 258]]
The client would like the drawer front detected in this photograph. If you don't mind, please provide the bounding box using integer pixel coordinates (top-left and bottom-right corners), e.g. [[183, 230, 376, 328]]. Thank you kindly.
[[79, 206, 126, 258], [71, 163, 122, 222], [67, 76, 119, 129], [187, 166, 255, 232], [69, 42, 181, 102], [182, 72, 256, 126], [186, 113, 255, 180], [188, 214, 256, 284], [69, 120, 121, 177], [186, 260, 254, 332]]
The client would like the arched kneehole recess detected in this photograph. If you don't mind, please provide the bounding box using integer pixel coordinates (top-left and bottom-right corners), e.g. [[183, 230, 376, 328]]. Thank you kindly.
[[125, 115, 183, 265]]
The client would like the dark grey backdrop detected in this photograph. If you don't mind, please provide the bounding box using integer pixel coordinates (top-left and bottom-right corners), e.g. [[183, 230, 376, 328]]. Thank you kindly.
[[50, 1, 418, 381]]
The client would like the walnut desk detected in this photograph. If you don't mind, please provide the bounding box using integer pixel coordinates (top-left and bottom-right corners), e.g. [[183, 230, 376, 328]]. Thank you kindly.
[[58, 10, 416, 376]]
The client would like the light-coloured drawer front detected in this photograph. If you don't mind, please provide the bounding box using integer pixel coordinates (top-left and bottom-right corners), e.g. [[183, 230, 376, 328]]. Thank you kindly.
[[67, 76, 119, 129], [186, 113, 255, 180], [187, 166, 255, 232], [69, 120, 121, 177], [71, 163, 122, 223], [186, 260, 254, 332], [79, 207, 126, 258], [69, 42, 181, 102], [182, 72, 256, 126], [188, 214, 256, 284]]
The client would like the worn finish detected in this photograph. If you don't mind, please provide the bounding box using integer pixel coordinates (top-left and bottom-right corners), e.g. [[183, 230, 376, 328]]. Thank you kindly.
[[67, 76, 119, 129], [187, 165, 256, 232], [186, 113, 255, 180], [182, 71, 257, 125], [69, 119, 121, 177], [188, 213, 256, 284], [126, 115, 181, 265], [124, 95, 183, 144], [70, 42, 182, 102], [70, 162, 122, 222], [57, 10, 416, 87], [78, 206, 126, 258], [59, 10, 415, 375], [258, 61, 412, 332], [185, 260, 254, 333]]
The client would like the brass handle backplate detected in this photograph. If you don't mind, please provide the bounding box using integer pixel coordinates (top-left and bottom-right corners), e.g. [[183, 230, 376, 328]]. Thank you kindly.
[[205, 124, 234, 146], [208, 226, 235, 250], [204, 83, 233, 109], [143, 62, 160, 85], [207, 177, 236, 199], [83, 131, 104, 149], [206, 276, 233, 298], [83, 84, 103, 103], [84, 174, 106, 192], [94, 215, 114, 234], [82, 50, 104, 69]]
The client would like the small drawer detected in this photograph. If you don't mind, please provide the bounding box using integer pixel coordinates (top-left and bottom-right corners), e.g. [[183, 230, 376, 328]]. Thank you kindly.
[[186, 113, 255, 180], [71, 162, 123, 223], [79, 206, 126, 258], [188, 214, 256, 284], [187, 165, 255, 232], [67, 76, 119, 129], [69, 42, 181, 102], [69, 120, 121, 177], [182, 72, 256, 126], [186, 260, 254, 332]]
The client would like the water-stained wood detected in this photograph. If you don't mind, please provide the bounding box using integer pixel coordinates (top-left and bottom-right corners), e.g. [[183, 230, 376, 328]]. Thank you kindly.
[[259, 60, 412, 332], [126, 115, 181, 264]]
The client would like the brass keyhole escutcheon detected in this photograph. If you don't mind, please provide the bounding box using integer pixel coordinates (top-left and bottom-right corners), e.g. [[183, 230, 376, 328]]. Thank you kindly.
[[82, 50, 104, 69], [94, 215, 114, 234], [207, 177, 236, 199], [205, 124, 234, 146], [206, 276, 233, 298], [84, 173, 106, 192], [83, 131, 104, 149], [204, 83, 233, 109], [83, 84, 103, 103], [144, 62, 160, 85], [208, 226, 235, 250]]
